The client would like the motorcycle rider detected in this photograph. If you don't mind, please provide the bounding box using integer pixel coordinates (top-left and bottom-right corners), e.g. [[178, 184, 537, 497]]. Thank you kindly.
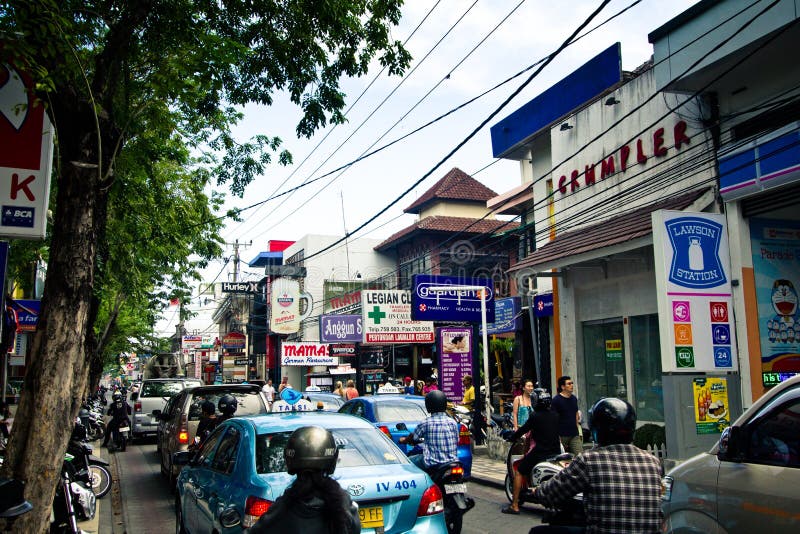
[[216, 394, 238, 424], [249, 426, 360, 534], [191, 400, 218, 450], [101, 391, 131, 448], [530, 397, 663, 533], [501, 388, 560, 514], [399, 390, 458, 474]]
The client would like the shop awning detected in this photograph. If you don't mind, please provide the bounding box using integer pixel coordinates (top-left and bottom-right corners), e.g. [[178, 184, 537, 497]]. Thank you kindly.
[[509, 188, 714, 273]]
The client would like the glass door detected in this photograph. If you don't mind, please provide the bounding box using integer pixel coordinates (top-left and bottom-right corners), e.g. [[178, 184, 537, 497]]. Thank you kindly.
[[582, 319, 626, 405]]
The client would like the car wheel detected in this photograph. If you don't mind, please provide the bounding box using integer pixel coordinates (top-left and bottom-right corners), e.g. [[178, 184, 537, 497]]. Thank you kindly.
[[168, 456, 177, 491], [175, 497, 187, 534], [160, 449, 168, 478]]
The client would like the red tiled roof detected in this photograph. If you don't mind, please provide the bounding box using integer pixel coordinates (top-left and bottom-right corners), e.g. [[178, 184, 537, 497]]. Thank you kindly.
[[509, 188, 711, 272], [375, 216, 519, 251], [404, 168, 499, 214]]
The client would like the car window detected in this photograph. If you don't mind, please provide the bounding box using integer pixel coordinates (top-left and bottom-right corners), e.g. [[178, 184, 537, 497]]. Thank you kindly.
[[375, 402, 427, 422], [255, 428, 406, 474], [307, 394, 342, 411], [210, 428, 240, 474], [746, 394, 800, 467], [351, 402, 366, 418], [197, 428, 225, 467], [187, 391, 266, 421], [140, 381, 185, 398]]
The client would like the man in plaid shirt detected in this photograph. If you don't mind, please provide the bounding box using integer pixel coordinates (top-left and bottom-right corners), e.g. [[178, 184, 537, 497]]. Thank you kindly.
[[400, 390, 458, 471], [532, 398, 663, 534]]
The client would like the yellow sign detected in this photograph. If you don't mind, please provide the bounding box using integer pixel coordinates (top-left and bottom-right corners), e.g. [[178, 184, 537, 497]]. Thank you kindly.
[[692, 377, 730, 434]]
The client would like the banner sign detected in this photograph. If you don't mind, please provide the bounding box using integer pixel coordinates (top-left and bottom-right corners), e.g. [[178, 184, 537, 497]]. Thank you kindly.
[[222, 331, 246, 350], [652, 210, 738, 373], [270, 278, 312, 334], [281, 342, 335, 366], [533, 293, 554, 317], [693, 376, 731, 434], [182, 335, 202, 350], [361, 290, 434, 344], [329, 344, 356, 357], [749, 218, 800, 386], [14, 299, 40, 332], [319, 314, 362, 343], [484, 297, 521, 334], [221, 281, 260, 293], [410, 275, 495, 322], [438, 327, 472, 401]]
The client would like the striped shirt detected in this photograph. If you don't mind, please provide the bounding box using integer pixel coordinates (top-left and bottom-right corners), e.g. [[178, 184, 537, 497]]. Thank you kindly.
[[537, 443, 663, 534], [412, 412, 458, 468]]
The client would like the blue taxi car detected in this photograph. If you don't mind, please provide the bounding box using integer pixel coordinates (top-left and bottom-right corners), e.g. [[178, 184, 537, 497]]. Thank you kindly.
[[174, 411, 448, 533], [339, 394, 473, 477]]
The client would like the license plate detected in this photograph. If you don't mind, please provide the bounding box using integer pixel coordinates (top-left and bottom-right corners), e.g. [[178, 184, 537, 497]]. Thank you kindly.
[[118, 427, 130, 433], [358, 505, 383, 528], [444, 483, 466, 494]]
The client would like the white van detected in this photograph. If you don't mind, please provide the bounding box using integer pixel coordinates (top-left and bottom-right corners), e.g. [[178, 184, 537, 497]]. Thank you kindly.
[[131, 378, 202, 441]]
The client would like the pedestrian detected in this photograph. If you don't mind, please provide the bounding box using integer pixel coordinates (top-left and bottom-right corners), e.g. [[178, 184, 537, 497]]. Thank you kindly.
[[551, 375, 584, 455], [460, 375, 475, 411], [249, 426, 360, 534], [333, 380, 345, 399], [530, 398, 663, 533], [278, 376, 292, 394], [422, 377, 438, 394], [262, 379, 275, 407], [403, 376, 415, 395], [343, 379, 359, 400], [511, 379, 534, 432], [416, 380, 425, 395]]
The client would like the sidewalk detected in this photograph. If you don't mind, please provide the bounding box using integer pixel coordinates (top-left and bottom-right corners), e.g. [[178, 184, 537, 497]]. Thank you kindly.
[[468, 444, 507, 489]]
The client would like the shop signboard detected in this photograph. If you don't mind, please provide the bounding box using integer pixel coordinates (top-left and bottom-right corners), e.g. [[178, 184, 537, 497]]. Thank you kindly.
[[410, 275, 495, 322], [749, 218, 800, 386], [222, 331, 246, 350], [323, 280, 384, 313], [182, 335, 202, 350], [329, 344, 356, 357], [319, 314, 362, 343], [533, 293, 554, 317], [692, 376, 731, 434], [483, 297, 521, 334], [438, 327, 472, 402], [652, 210, 738, 373], [361, 290, 434, 344], [270, 278, 313, 334], [281, 342, 335, 366], [15, 299, 39, 332]]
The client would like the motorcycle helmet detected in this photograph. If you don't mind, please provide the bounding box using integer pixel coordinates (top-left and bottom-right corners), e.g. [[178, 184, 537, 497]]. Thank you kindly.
[[112, 391, 122, 401], [589, 397, 636, 446], [217, 394, 238, 417], [533, 388, 552, 411], [284, 426, 339, 475], [424, 390, 447, 414]]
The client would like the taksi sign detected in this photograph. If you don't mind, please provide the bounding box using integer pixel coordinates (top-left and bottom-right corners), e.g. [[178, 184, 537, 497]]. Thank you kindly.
[[221, 281, 260, 293], [0, 62, 54, 239], [361, 290, 434, 344], [410, 275, 495, 322], [280, 342, 335, 366]]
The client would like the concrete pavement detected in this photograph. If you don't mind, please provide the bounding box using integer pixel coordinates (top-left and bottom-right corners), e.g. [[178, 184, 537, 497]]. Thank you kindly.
[[468, 444, 507, 489]]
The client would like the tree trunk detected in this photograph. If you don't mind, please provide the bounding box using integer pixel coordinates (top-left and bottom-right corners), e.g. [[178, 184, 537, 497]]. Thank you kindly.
[[0, 130, 106, 532]]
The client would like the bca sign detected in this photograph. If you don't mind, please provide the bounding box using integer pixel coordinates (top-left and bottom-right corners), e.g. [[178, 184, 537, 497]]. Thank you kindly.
[[0, 62, 54, 240]]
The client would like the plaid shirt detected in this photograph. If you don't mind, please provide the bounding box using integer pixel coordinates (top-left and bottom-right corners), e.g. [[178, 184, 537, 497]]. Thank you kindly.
[[537, 444, 663, 534], [412, 412, 458, 468]]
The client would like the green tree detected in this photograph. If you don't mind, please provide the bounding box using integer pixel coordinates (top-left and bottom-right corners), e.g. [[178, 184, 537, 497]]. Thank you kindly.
[[0, 1, 409, 530]]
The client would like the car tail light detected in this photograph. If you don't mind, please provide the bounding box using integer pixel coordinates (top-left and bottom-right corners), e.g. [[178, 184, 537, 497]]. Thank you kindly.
[[178, 413, 189, 444], [134, 401, 142, 413], [458, 424, 471, 446], [378, 425, 391, 437], [243, 495, 272, 527], [416, 484, 444, 516]]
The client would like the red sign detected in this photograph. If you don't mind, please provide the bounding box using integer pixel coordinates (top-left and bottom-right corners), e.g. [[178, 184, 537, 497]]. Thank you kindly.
[[710, 302, 728, 323], [222, 331, 246, 349]]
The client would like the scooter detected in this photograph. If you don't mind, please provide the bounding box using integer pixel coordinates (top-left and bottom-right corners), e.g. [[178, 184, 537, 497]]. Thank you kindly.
[[109, 418, 130, 452], [503, 436, 574, 507], [68, 421, 112, 498]]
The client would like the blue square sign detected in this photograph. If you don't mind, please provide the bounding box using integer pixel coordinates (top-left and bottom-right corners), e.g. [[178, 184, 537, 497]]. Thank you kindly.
[[2, 206, 35, 228], [714, 346, 732, 367], [411, 274, 495, 322], [712, 324, 731, 345]]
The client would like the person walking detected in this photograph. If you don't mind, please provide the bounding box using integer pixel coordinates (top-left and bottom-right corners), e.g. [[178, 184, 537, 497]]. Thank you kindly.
[[262, 379, 276, 407], [422, 377, 438, 394], [551, 375, 584, 455], [332, 380, 345, 399], [343, 379, 359, 400], [249, 426, 360, 534], [511, 379, 534, 432], [460, 375, 475, 411], [278, 377, 292, 394], [403, 376, 415, 395]]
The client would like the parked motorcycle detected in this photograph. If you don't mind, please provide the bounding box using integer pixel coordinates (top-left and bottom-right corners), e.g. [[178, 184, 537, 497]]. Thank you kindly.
[[67, 421, 112, 498], [51, 466, 86, 534], [0, 477, 32, 531]]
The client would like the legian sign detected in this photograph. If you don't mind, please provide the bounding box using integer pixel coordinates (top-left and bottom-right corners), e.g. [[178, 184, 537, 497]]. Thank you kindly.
[[361, 290, 434, 344], [652, 210, 738, 373], [0, 62, 54, 239], [411, 275, 495, 322]]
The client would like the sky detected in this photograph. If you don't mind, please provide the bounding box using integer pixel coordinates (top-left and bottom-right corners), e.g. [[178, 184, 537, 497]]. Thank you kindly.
[[156, 0, 700, 337]]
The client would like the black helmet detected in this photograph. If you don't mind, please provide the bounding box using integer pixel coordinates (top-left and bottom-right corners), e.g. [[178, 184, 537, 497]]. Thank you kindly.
[[218, 394, 238, 416], [589, 397, 636, 446], [201, 400, 216, 416], [424, 390, 447, 413], [284, 426, 339, 475], [112, 391, 122, 400], [533, 388, 551, 411]]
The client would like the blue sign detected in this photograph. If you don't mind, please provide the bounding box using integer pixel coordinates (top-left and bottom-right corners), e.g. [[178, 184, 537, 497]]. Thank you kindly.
[[14, 299, 40, 332], [485, 297, 521, 334], [411, 275, 495, 322], [319, 314, 362, 343], [714, 346, 732, 368], [666, 217, 727, 289], [533, 293, 554, 317], [712, 324, 731, 345], [1, 206, 35, 228]]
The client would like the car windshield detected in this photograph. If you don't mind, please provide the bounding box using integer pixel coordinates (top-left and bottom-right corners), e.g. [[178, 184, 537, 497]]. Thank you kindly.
[[375, 401, 427, 423], [187, 391, 266, 421], [255, 427, 406, 474], [140, 381, 186, 398], [307, 394, 343, 410]]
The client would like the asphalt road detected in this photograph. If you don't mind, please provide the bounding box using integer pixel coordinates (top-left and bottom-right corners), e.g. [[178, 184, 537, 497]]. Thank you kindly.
[[111, 439, 545, 533]]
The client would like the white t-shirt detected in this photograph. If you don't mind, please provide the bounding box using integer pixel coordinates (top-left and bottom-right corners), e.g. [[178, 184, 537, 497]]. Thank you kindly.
[[262, 384, 275, 402]]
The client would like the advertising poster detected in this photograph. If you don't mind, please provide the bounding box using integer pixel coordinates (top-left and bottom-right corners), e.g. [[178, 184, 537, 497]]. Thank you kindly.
[[749, 218, 800, 386], [692, 377, 730, 434], [438, 327, 472, 402], [652, 210, 738, 372]]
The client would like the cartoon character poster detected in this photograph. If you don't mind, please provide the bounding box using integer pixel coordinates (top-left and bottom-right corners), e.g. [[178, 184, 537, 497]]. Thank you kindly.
[[750, 218, 800, 382]]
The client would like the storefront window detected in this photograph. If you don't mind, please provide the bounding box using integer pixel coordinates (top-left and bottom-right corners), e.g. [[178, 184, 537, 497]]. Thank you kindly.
[[581, 319, 626, 405], [630, 314, 664, 422]]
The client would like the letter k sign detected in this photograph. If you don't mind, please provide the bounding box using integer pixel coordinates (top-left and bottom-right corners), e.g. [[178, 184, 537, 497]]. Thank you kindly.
[[11, 174, 35, 201]]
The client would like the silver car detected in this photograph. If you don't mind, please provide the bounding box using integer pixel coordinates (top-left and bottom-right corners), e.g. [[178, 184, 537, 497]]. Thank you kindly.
[[661, 374, 800, 533]]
